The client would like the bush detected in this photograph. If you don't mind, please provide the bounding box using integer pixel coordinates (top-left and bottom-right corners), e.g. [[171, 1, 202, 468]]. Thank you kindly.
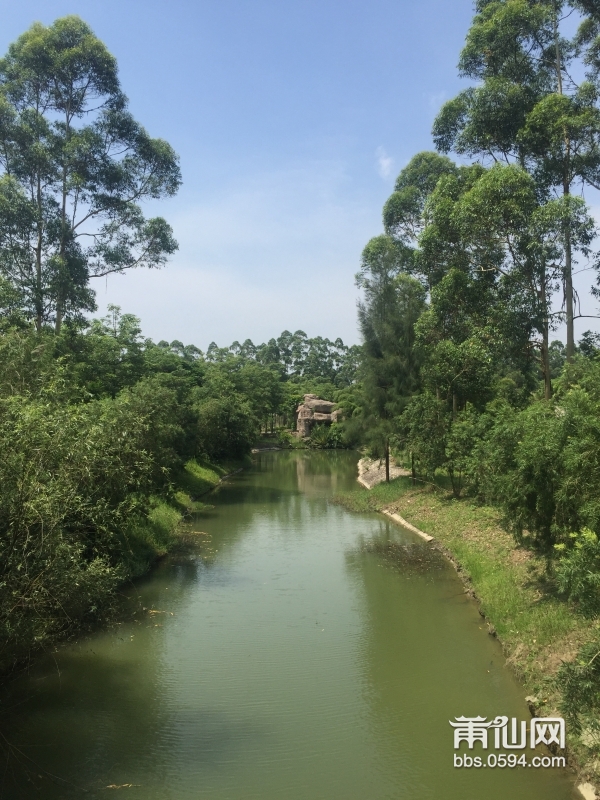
[[195, 396, 259, 460], [0, 392, 159, 669], [558, 634, 600, 734], [309, 424, 332, 448], [555, 529, 600, 616], [308, 423, 345, 449], [277, 429, 294, 447], [0, 364, 205, 672], [470, 379, 600, 548]]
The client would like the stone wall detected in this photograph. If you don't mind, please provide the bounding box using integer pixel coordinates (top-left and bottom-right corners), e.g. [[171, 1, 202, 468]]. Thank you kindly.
[[296, 394, 340, 437]]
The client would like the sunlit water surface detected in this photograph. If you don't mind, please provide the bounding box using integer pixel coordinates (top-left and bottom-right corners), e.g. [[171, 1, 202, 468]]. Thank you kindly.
[[2, 451, 578, 799]]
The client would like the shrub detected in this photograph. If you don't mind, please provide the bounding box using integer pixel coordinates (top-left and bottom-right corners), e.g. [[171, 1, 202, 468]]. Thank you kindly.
[[309, 424, 333, 448], [195, 396, 259, 460], [0, 374, 194, 670], [558, 635, 600, 734], [555, 529, 600, 616]]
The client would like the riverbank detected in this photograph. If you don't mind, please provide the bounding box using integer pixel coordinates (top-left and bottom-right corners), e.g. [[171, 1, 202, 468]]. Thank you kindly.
[[2, 449, 576, 800], [332, 476, 598, 789], [0, 457, 244, 678], [175, 457, 246, 510], [109, 456, 247, 570], [357, 456, 410, 488]]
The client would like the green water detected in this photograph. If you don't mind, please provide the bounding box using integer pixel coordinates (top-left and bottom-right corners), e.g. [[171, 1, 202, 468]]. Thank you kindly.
[[2, 451, 578, 799]]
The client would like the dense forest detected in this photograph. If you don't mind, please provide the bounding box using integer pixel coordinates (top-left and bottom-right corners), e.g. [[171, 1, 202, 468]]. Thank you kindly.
[[354, 0, 600, 733]]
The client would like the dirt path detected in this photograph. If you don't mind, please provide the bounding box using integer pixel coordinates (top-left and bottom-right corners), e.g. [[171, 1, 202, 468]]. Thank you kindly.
[[357, 457, 410, 489]]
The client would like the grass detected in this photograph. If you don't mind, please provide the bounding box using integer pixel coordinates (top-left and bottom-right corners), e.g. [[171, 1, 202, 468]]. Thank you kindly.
[[119, 457, 245, 578], [333, 477, 596, 780], [120, 497, 184, 577], [175, 456, 246, 504], [177, 458, 230, 496], [334, 475, 414, 512]]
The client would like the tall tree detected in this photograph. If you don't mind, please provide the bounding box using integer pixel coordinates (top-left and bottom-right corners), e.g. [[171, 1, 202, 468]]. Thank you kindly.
[[0, 16, 181, 331], [356, 235, 426, 480], [456, 163, 595, 397], [383, 151, 457, 290], [433, 0, 600, 360]]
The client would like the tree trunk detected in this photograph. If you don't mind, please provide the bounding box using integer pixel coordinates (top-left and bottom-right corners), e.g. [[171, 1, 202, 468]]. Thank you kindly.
[[55, 108, 71, 335], [385, 438, 390, 483], [411, 451, 416, 486], [554, 3, 575, 361], [541, 318, 553, 400], [35, 93, 44, 333], [35, 178, 43, 333], [564, 227, 575, 361]]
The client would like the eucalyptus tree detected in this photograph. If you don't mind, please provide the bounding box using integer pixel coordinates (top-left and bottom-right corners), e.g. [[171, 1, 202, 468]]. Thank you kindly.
[[0, 16, 181, 332], [454, 163, 568, 399], [382, 151, 457, 290], [433, 0, 600, 360]]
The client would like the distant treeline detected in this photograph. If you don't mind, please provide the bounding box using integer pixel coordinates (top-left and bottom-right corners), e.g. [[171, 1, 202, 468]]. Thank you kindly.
[[0, 304, 361, 671]]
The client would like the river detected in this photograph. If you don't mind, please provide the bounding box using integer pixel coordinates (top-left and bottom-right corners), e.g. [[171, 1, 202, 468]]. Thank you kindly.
[[1, 451, 578, 798]]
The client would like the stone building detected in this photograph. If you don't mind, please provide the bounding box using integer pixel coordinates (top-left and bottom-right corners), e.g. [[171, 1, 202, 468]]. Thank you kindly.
[[296, 394, 341, 437]]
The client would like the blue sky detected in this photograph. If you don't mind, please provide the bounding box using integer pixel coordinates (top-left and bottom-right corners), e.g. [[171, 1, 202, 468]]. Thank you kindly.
[[2, 0, 597, 348]]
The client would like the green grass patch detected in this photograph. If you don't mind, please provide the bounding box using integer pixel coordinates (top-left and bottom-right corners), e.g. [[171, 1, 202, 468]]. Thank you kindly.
[[333, 475, 413, 512], [176, 457, 237, 498], [119, 497, 183, 577], [124, 457, 245, 575], [334, 477, 591, 755], [172, 489, 212, 515]]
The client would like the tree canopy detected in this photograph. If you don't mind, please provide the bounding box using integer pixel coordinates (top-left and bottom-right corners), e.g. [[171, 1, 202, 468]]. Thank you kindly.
[[0, 16, 181, 332]]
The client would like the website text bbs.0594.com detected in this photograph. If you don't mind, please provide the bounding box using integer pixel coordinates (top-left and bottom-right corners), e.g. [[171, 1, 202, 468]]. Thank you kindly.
[[454, 753, 566, 769], [450, 715, 566, 770]]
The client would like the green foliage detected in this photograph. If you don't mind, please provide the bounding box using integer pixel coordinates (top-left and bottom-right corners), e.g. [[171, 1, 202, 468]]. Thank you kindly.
[[308, 424, 332, 448], [120, 500, 183, 578], [0, 388, 155, 669], [0, 17, 181, 331], [402, 393, 448, 478], [555, 529, 600, 616], [195, 396, 259, 461], [308, 422, 344, 449], [208, 329, 359, 388], [444, 407, 481, 498], [558, 636, 600, 734]]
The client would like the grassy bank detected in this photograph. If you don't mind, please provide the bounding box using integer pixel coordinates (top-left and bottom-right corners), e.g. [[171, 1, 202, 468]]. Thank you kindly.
[[0, 457, 242, 676], [118, 457, 233, 577], [174, 457, 243, 510], [333, 477, 597, 781]]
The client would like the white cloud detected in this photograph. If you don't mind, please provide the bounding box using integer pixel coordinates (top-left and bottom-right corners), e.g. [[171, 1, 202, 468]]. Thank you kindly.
[[96, 265, 360, 350], [376, 146, 394, 180], [94, 160, 379, 347]]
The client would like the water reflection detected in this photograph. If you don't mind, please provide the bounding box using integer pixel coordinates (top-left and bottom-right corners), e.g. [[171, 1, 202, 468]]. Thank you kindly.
[[0, 452, 577, 800]]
